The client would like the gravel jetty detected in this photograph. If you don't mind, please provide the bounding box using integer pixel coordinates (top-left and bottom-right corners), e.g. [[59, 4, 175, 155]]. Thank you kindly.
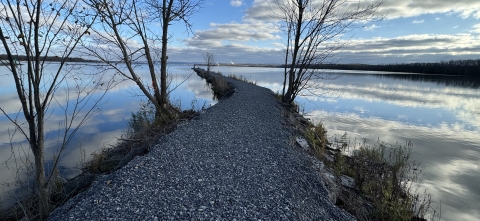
[[48, 71, 354, 220]]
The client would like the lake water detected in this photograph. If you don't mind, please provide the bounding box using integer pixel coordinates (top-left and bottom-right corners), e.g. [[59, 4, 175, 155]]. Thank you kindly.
[[1, 64, 479, 220], [0, 63, 215, 207], [212, 66, 480, 221]]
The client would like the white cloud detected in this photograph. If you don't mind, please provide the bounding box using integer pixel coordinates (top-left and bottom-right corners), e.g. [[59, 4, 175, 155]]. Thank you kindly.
[[453, 25, 459, 29], [230, 0, 244, 7], [346, 34, 478, 51], [470, 24, 480, 33], [243, 0, 281, 22], [331, 33, 480, 64], [412, 20, 424, 24], [188, 22, 280, 47], [167, 43, 284, 64], [179, 31, 480, 64], [244, 0, 480, 22], [377, 0, 480, 19], [436, 17, 441, 20], [364, 24, 380, 31]]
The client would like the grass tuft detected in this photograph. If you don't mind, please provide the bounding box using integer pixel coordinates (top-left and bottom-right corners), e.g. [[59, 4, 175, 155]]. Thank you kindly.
[[294, 114, 436, 220], [274, 91, 303, 113], [212, 76, 231, 96], [83, 151, 107, 173], [304, 122, 328, 158], [330, 138, 436, 220], [227, 74, 256, 85]]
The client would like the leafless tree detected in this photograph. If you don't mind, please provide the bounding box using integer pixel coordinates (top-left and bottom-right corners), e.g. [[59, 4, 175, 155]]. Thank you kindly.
[[273, 0, 384, 104], [0, 0, 110, 219], [83, 0, 203, 119], [202, 50, 216, 73]]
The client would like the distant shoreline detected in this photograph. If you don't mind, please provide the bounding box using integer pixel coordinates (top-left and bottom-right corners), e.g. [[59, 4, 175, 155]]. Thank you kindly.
[[196, 58, 480, 77]]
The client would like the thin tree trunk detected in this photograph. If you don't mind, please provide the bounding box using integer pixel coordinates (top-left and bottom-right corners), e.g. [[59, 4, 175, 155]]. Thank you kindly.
[[283, 0, 304, 105], [160, 0, 173, 109], [134, 1, 163, 116], [34, 141, 49, 220], [32, 110, 48, 219], [282, 24, 291, 99]]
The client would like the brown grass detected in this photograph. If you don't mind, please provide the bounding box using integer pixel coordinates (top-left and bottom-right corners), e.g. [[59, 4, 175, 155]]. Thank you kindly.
[[227, 74, 256, 85], [301, 122, 437, 220], [212, 76, 231, 96]]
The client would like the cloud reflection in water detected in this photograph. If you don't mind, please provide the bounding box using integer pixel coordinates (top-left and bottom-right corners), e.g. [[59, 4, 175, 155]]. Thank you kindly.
[[0, 65, 214, 206], [215, 67, 479, 221]]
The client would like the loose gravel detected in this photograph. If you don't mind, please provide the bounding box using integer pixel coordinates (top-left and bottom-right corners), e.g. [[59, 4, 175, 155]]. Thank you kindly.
[[48, 76, 354, 220]]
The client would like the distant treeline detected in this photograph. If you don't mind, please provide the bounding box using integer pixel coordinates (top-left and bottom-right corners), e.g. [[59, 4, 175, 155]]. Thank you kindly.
[[375, 73, 480, 89], [307, 59, 480, 77], [0, 54, 100, 63]]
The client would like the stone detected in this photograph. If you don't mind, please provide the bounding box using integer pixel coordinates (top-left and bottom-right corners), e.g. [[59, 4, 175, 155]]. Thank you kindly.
[[323, 153, 334, 162], [295, 137, 310, 150], [340, 175, 355, 189]]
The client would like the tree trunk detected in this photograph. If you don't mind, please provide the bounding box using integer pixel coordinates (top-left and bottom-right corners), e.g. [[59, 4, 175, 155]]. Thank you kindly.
[[282, 24, 291, 99], [283, 0, 304, 105], [160, 33, 168, 108], [34, 145, 49, 220], [31, 112, 48, 219], [160, 0, 172, 110]]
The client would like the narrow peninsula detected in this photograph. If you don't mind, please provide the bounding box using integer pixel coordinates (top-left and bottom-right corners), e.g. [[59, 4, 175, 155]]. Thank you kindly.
[[47, 69, 352, 220]]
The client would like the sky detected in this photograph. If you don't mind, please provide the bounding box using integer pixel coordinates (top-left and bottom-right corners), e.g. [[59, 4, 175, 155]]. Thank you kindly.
[[163, 0, 480, 64]]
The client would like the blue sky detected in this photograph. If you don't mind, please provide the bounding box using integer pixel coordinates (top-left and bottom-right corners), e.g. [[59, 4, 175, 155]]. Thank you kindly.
[[2, 0, 480, 65], [164, 0, 480, 64]]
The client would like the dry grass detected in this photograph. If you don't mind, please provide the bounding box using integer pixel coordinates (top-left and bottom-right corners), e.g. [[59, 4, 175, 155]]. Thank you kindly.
[[300, 121, 436, 220], [82, 151, 107, 173], [331, 138, 436, 220], [304, 122, 328, 158], [212, 76, 231, 96], [274, 91, 302, 113], [227, 74, 256, 85]]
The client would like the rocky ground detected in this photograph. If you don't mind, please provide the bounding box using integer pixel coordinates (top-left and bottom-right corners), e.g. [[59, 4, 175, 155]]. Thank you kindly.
[[48, 70, 354, 220]]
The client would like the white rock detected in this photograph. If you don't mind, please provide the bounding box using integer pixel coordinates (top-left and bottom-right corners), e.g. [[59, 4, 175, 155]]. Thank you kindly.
[[295, 137, 310, 150]]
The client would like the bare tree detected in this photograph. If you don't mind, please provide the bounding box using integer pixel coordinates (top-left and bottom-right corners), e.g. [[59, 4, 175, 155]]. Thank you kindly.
[[202, 50, 216, 73], [273, 0, 384, 104], [0, 0, 109, 219], [84, 0, 203, 119], [153, 0, 204, 109]]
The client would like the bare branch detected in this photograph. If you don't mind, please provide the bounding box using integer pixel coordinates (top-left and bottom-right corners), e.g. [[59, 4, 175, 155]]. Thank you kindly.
[[273, 0, 384, 104], [0, 0, 108, 218]]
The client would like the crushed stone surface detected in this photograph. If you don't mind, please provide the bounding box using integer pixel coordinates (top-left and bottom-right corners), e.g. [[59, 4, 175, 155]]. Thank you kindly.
[[48, 74, 354, 221]]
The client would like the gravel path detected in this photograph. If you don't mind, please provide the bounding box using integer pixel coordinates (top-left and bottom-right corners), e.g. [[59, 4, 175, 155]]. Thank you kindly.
[[48, 74, 354, 220]]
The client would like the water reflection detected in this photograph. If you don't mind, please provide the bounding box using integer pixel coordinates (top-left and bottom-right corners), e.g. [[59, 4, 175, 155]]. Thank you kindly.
[[2, 65, 479, 220], [304, 110, 480, 221], [375, 74, 480, 89], [0, 64, 215, 207], [220, 67, 480, 221]]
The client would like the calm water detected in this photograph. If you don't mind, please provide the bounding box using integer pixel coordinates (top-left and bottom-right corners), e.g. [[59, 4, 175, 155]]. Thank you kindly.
[[1, 65, 479, 220], [0, 63, 215, 206], [213, 66, 480, 221]]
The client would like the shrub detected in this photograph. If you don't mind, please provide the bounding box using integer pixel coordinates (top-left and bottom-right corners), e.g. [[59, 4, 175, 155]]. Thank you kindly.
[[82, 151, 107, 173], [304, 122, 328, 158], [332, 138, 436, 220], [127, 100, 156, 133]]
